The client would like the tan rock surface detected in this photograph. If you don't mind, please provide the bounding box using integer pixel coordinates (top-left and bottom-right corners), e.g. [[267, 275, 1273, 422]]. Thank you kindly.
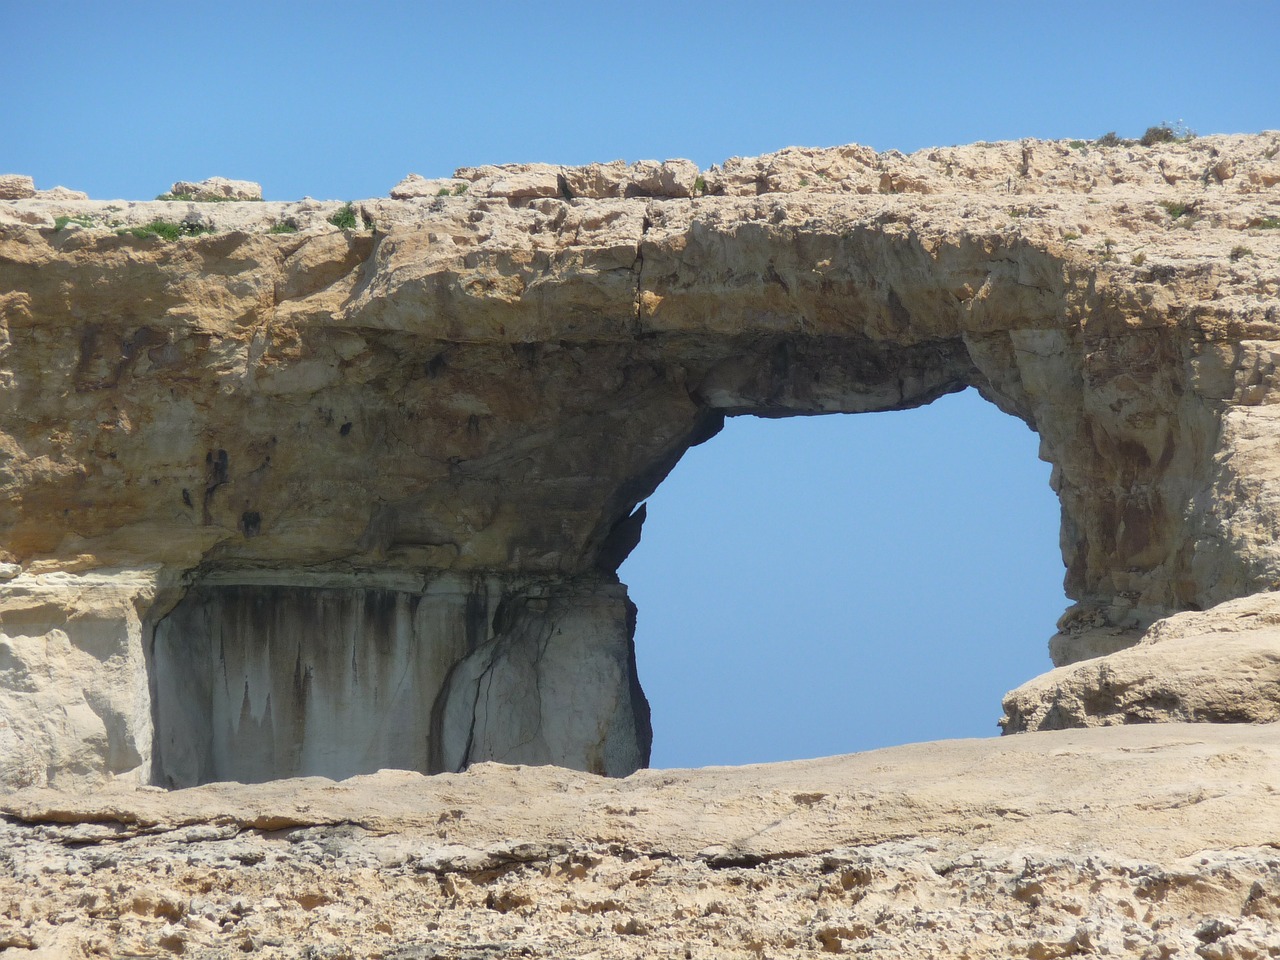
[[2, 723, 1279, 957], [390, 173, 470, 199], [3, 134, 1280, 788], [0, 569, 165, 789], [0, 175, 35, 200], [1004, 592, 1280, 731], [167, 176, 263, 201], [33, 186, 87, 201]]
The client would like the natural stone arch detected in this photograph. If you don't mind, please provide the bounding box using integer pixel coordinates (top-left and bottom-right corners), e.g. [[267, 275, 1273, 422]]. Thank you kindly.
[[2, 135, 1277, 789]]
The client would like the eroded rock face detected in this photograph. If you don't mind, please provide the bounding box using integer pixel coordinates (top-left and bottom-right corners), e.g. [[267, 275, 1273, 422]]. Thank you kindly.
[[151, 573, 647, 787], [2, 133, 1279, 787], [0, 570, 158, 788], [1002, 592, 1280, 731]]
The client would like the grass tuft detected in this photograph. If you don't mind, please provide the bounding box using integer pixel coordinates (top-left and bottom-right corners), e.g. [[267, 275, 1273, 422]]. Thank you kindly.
[[53, 214, 96, 231], [327, 203, 358, 230], [117, 220, 214, 241]]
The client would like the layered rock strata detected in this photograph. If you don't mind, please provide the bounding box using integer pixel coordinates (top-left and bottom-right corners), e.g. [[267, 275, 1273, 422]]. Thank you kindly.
[[1, 133, 1279, 788], [1, 723, 1279, 958]]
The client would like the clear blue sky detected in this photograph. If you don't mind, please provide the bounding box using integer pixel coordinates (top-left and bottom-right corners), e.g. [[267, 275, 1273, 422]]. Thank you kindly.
[[6, 1, 1276, 201], [623, 391, 1062, 767], [5, 1, 1276, 767]]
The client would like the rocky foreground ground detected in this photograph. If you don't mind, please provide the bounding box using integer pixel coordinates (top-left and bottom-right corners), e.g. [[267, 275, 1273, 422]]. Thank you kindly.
[[2, 723, 1279, 958]]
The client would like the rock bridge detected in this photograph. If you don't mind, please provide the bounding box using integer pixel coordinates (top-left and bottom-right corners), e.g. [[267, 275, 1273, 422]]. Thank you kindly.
[[2, 133, 1279, 789]]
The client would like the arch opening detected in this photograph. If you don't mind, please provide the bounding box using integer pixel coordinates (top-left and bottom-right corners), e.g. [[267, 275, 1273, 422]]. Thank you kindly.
[[620, 387, 1067, 769]]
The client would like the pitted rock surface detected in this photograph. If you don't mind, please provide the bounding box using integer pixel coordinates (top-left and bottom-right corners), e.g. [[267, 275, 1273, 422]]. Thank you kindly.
[[2, 134, 1280, 789], [1, 724, 1279, 958]]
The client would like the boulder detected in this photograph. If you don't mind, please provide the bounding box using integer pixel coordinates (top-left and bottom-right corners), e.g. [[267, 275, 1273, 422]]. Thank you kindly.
[[0, 174, 35, 199], [167, 176, 262, 201], [624, 158, 700, 198], [389, 173, 469, 199], [560, 159, 630, 198], [475, 165, 564, 200], [1002, 593, 1280, 731]]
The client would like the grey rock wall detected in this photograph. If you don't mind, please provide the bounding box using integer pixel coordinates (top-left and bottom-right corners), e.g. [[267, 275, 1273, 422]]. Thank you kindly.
[[152, 574, 648, 788]]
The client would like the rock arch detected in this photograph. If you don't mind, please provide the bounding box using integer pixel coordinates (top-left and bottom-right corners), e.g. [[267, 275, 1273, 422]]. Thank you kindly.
[[2, 134, 1278, 788]]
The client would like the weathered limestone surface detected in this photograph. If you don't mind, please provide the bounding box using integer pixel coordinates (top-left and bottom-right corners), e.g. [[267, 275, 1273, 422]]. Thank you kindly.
[[1, 724, 1279, 957], [2, 134, 1280, 788], [0, 176, 87, 202], [151, 572, 645, 787], [0, 176, 35, 201], [167, 177, 262, 201], [0, 569, 162, 789], [1003, 591, 1280, 731]]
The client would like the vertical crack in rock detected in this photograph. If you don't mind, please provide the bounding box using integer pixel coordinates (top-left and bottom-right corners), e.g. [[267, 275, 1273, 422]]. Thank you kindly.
[[632, 208, 652, 333], [459, 648, 496, 771]]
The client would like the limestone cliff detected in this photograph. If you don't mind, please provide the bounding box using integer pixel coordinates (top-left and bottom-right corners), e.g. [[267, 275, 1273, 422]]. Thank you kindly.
[[2, 133, 1280, 788]]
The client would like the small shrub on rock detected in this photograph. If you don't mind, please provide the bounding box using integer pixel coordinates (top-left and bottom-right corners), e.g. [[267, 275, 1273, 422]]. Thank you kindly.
[[117, 220, 213, 241], [53, 214, 96, 231], [328, 203, 358, 230], [1159, 200, 1198, 222], [1141, 122, 1195, 147]]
